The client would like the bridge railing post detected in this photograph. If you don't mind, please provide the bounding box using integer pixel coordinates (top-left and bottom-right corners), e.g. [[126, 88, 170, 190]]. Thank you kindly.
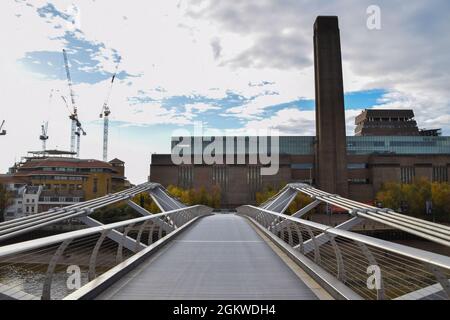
[[41, 239, 73, 300]]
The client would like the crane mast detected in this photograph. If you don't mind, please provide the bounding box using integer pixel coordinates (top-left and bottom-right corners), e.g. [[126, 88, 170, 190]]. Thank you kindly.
[[40, 122, 49, 151], [62, 49, 86, 157], [0, 120, 6, 136], [75, 124, 86, 158], [100, 58, 121, 161]]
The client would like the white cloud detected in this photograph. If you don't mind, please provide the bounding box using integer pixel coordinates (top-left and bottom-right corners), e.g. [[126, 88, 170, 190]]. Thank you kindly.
[[1, 0, 450, 184]]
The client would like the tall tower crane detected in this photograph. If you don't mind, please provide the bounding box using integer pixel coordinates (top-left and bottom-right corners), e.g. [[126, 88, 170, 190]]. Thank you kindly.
[[40, 121, 49, 151], [99, 58, 121, 162], [62, 49, 86, 157], [0, 120, 6, 136], [75, 125, 86, 157]]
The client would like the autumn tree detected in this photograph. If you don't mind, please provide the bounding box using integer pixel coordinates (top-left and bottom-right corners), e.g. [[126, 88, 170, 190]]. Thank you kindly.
[[256, 184, 314, 215], [0, 184, 13, 223], [166, 185, 221, 208], [376, 178, 450, 222]]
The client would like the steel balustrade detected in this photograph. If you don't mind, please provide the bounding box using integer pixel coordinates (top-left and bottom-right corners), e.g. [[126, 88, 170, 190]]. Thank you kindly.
[[0, 182, 188, 243], [289, 183, 450, 247], [1, 180, 449, 300], [0, 205, 212, 300], [238, 205, 450, 300], [0, 182, 163, 241]]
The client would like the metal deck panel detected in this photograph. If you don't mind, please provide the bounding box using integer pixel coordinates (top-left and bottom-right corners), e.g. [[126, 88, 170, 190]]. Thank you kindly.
[[97, 214, 317, 300]]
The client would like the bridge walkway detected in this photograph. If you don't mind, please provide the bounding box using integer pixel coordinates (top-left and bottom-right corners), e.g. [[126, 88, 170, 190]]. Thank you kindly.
[[96, 214, 320, 300]]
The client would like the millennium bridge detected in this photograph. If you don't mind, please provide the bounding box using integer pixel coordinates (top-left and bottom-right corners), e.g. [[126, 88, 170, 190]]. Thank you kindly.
[[0, 182, 449, 300]]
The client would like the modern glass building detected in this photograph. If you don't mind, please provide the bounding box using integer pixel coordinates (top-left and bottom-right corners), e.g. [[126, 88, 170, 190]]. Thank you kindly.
[[171, 136, 450, 156]]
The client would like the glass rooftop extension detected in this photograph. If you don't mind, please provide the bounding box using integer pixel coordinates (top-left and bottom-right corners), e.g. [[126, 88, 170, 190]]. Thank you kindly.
[[171, 136, 450, 156], [346, 136, 450, 155]]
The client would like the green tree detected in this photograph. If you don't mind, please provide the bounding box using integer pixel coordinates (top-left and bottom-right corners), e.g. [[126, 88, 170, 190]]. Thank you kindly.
[[256, 184, 314, 216], [431, 182, 450, 221], [376, 178, 450, 222], [166, 185, 222, 208], [287, 192, 314, 215]]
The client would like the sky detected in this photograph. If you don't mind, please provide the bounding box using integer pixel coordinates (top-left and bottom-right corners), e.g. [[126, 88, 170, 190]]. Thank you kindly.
[[1, 0, 450, 184]]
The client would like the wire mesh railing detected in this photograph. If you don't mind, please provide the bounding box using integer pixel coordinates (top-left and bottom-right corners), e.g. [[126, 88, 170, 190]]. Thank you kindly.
[[0, 205, 211, 300], [238, 205, 450, 300]]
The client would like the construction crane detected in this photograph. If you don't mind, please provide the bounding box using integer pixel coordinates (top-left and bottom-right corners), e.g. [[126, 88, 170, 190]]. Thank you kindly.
[[75, 125, 86, 157], [61, 95, 86, 157], [39, 121, 49, 151], [99, 57, 121, 161], [62, 49, 86, 157], [0, 120, 6, 136]]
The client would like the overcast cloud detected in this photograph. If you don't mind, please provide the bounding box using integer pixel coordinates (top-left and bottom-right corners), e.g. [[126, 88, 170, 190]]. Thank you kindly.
[[0, 0, 449, 183]]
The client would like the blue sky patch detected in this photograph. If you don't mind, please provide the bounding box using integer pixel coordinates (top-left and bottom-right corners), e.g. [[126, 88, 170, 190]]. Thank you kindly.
[[19, 31, 133, 84], [344, 89, 387, 109]]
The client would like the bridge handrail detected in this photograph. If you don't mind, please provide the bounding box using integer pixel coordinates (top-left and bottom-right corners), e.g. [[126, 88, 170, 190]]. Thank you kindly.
[[0, 204, 211, 300], [0, 182, 164, 241], [240, 205, 450, 269], [288, 183, 450, 247], [238, 205, 450, 300], [0, 205, 210, 259]]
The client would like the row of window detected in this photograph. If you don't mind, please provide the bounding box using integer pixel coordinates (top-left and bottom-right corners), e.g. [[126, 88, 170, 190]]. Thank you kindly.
[[43, 184, 83, 190], [213, 166, 228, 188], [291, 163, 368, 170], [178, 166, 193, 189], [400, 166, 449, 184], [39, 197, 82, 203], [41, 167, 110, 173], [248, 166, 262, 200], [348, 179, 370, 184], [33, 175, 87, 181], [366, 117, 412, 122], [432, 166, 448, 183], [347, 136, 450, 155]]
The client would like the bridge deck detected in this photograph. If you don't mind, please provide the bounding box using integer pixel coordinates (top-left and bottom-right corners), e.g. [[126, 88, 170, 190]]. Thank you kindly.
[[96, 214, 318, 300]]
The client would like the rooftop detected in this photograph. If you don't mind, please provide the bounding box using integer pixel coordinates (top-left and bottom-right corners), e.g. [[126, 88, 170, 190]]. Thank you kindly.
[[355, 109, 416, 125], [18, 157, 114, 169], [109, 158, 125, 164]]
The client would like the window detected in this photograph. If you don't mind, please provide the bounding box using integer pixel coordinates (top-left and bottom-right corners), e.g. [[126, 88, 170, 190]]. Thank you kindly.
[[93, 178, 98, 193], [291, 163, 313, 170], [26, 206, 29, 213], [401, 167, 415, 184], [347, 163, 367, 169], [348, 178, 369, 184], [247, 165, 261, 200], [31, 207, 34, 213], [178, 166, 193, 189], [433, 166, 448, 183]]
